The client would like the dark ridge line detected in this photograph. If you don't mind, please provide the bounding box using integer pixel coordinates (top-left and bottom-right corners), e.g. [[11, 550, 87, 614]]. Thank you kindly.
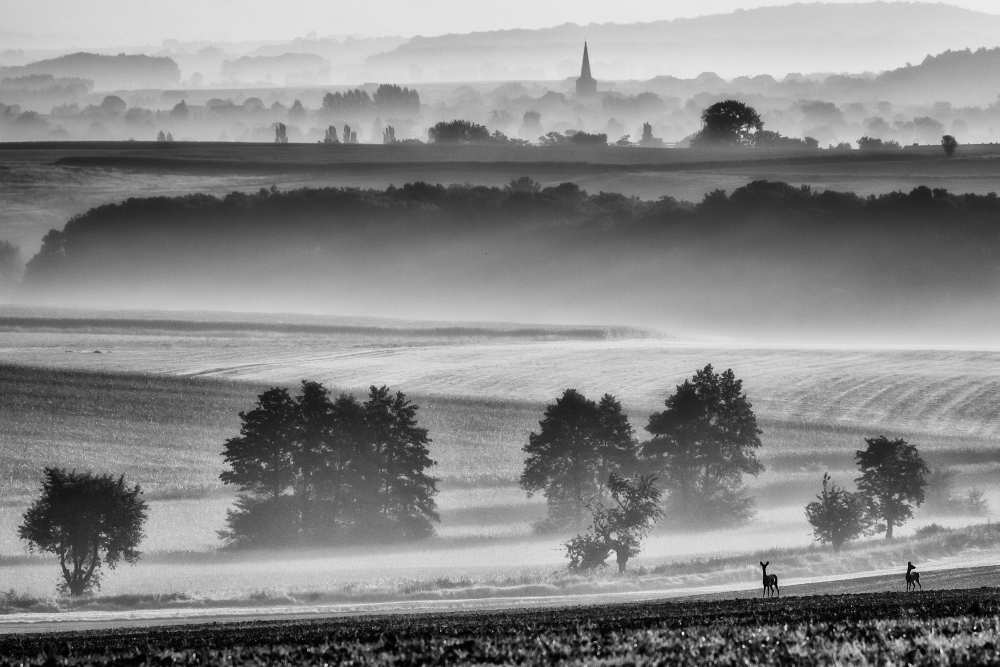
[[49, 151, 946, 175]]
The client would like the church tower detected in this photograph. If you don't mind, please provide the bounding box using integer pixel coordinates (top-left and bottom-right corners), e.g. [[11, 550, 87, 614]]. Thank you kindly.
[[576, 42, 597, 97]]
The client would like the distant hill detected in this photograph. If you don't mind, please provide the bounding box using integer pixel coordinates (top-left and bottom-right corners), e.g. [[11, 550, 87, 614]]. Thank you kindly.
[[366, 2, 1000, 81], [870, 47, 1000, 104], [0, 52, 180, 90], [638, 44, 1000, 106]]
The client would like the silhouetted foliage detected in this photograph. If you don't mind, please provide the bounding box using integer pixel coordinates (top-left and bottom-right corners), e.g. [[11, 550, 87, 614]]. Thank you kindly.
[[24, 179, 1000, 314], [693, 100, 763, 146], [322, 89, 372, 115], [428, 119, 491, 143], [858, 136, 901, 151], [642, 365, 763, 526], [568, 131, 608, 146], [521, 390, 639, 531], [942, 134, 958, 156], [373, 84, 420, 116], [273, 122, 288, 144], [805, 473, 869, 551], [19, 468, 147, 595], [566, 474, 662, 573], [855, 436, 928, 540], [99, 95, 126, 115], [220, 382, 438, 547], [756, 130, 817, 149]]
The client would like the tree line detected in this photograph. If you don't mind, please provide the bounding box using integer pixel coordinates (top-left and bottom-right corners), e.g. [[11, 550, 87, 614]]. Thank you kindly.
[[22, 178, 1000, 289]]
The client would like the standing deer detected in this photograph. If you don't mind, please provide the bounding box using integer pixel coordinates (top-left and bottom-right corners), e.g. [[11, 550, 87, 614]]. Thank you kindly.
[[906, 562, 921, 591], [760, 561, 779, 598]]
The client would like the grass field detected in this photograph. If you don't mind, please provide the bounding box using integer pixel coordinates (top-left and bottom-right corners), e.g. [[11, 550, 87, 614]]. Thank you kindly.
[[2, 587, 1000, 664]]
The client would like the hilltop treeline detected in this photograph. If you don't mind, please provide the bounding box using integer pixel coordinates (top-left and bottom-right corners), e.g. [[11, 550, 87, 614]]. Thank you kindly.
[[20, 180, 1000, 341]]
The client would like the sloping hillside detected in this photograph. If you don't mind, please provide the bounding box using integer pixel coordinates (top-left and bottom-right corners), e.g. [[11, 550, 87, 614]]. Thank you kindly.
[[366, 2, 1000, 81]]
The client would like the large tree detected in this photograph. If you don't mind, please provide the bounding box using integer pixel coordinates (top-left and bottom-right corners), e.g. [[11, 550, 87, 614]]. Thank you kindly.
[[220, 381, 438, 547], [521, 390, 639, 530], [19, 468, 148, 595], [693, 100, 763, 147], [361, 386, 439, 539], [805, 473, 869, 551], [642, 365, 763, 525], [855, 436, 928, 540], [220, 387, 301, 545]]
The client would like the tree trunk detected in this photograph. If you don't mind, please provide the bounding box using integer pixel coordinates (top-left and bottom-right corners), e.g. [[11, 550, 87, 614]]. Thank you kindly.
[[885, 519, 894, 540], [615, 545, 628, 573]]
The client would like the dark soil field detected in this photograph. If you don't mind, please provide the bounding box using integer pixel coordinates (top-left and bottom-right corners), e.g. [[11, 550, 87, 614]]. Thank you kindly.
[[1, 588, 998, 665]]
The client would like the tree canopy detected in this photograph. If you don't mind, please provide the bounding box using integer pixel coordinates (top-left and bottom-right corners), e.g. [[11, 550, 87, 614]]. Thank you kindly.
[[855, 436, 928, 539], [221, 381, 438, 547], [521, 390, 639, 530], [19, 468, 148, 595], [693, 100, 763, 146], [642, 365, 763, 525], [428, 120, 493, 143], [804, 473, 869, 550]]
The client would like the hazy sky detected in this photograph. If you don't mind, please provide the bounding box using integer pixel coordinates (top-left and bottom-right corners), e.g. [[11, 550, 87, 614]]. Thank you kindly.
[[2, 0, 999, 46]]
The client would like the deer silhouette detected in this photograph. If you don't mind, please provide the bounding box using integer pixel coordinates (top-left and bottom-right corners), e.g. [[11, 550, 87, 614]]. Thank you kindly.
[[760, 561, 779, 598], [905, 561, 921, 591]]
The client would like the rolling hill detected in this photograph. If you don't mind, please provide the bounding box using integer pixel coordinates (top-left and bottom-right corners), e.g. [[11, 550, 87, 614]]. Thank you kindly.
[[366, 2, 1000, 82]]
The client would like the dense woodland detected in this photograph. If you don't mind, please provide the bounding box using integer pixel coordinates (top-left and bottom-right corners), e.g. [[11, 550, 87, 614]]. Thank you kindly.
[[24, 179, 1000, 278], [17, 179, 1000, 340]]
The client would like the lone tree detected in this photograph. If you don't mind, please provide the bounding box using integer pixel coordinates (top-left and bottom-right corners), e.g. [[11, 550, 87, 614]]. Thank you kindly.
[[221, 381, 438, 547], [565, 474, 662, 573], [693, 100, 763, 147], [642, 365, 763, 526], [805, 473, 869, 551], [855, 436, 928, 540], [19, 468, 148, 596], [521, 390, 639, 530], [941, 134, 958, 157]]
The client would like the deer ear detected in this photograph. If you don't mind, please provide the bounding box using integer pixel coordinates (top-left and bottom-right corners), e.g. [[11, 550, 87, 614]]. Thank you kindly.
[[760, 561, 765, 567]]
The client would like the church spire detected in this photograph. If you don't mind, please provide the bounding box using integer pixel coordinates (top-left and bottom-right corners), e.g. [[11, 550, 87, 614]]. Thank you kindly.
[[576, 41, 597, 97]]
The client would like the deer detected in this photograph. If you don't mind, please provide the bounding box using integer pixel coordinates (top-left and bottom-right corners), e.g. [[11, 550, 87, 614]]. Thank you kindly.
[[905, 561, 921, 591], [760, 561, 779, 598]]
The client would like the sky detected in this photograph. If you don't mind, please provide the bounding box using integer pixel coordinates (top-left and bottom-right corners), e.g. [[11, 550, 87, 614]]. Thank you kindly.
[[2, 0, 999, 46]]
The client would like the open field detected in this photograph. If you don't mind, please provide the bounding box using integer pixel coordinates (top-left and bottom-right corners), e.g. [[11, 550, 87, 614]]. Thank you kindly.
[[0, 311, 997, 603], [7, 141, 1000, 252], [2, 587, 1000, 664]]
